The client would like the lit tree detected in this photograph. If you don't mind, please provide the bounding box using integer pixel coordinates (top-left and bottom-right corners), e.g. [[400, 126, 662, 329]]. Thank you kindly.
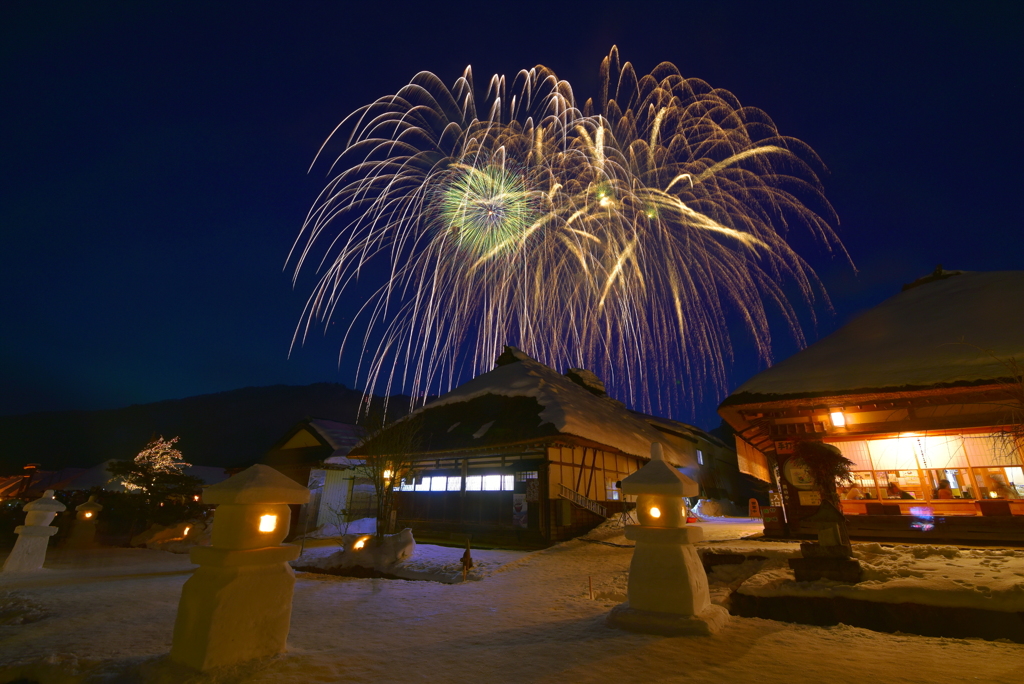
[[109, 436, 203, 503]]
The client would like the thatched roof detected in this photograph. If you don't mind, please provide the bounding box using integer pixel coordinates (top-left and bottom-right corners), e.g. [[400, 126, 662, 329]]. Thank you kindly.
[[351, 348, 696, 468], [721, 270, 1024, 406]]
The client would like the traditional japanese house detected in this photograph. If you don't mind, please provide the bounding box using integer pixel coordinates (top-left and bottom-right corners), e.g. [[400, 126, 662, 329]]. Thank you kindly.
[[718, 269, 1024, 537], [262, 418, 365, 535], [346, 347, 712, 546]]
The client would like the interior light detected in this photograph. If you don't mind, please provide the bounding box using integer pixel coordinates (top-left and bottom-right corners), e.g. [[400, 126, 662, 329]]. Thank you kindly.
[[830, 411, 846, 427], [989, 492, 998, 499], [193, 495, 200, 501], [649, 506, 661, 518], [383, 469, 393, 480], [258, 515, 277, 532]]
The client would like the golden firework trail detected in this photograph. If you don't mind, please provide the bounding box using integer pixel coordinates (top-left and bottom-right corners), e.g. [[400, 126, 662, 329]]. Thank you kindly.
[[289, 47, 847, 416]]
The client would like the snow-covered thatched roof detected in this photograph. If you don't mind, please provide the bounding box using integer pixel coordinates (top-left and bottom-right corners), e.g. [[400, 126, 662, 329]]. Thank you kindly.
[[722, 270, 1024, 405], [352, 347, 695, 467]]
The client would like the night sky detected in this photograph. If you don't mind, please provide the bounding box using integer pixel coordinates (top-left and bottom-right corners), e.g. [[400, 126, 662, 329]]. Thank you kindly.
[[3, 1, 1022, 428]]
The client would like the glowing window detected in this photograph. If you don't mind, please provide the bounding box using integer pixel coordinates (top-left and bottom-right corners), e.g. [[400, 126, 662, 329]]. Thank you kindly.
[[447, 477, 462, 491], [430, 476, 447, 491], [503, 475, 515, 491], [415, 478, 431, 492], [697, 450, 704, 465], [465, 475, 482, 491], [483, 475, 502, 491], [399, 478, 415, 491], [830, 411, 846, 427], [258, 515, 277, 532], [517, 471, 538, 482]]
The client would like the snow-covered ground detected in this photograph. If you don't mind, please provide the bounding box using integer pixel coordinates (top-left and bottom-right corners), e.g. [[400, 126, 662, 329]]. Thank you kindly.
[[2, 520, 1024, 683]]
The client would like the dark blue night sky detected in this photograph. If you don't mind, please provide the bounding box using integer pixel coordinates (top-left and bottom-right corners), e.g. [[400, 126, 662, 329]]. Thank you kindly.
[[3, 1, 1022, 429]]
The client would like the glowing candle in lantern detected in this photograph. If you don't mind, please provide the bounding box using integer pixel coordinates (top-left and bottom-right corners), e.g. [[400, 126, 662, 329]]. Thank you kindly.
[[258, 515, 277, 532], [649, 506, 662, 518]]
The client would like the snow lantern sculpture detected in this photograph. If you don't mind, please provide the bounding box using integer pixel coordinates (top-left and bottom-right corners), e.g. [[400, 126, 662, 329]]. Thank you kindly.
[[65, 495, 104, 549], [608, 443, 729, 635], [170, 465, 310, 671], [2, 490, 66, 573]]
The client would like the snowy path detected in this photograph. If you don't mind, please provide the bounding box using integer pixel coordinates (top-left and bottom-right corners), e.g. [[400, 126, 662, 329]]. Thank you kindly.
[[2, 529, 1024, 683]]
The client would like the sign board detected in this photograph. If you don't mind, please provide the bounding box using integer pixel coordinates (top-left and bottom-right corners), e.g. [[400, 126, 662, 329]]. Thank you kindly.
[[748, 498, 761, 519], [761, 506, 785, 533], [512, 494, 528, 528], [775, 440, 797, 455], [798, 490, 822, 506], [769, 492, 783, 507]]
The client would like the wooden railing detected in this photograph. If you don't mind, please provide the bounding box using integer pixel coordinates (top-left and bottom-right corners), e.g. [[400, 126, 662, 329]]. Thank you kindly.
[[559, 484, 607, 518]]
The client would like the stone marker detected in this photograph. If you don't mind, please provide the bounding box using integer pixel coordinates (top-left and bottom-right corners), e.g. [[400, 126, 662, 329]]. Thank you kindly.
[[65, 495, 103, 549], [169, 465, 310, 671], [788, 499, 862, 583], [608, 443, 729, 636], [2, 490, 66, 573]]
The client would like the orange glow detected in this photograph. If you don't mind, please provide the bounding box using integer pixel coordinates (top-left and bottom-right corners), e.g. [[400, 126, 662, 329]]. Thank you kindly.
[[649, 506, 661, 518], [353, 536, 370, 550], [84, 512, 93, 518], [258, 515, 277, 532], [183, 526, 190, 535], [193, 495, 200, 502], [830, 411, 846, 427]]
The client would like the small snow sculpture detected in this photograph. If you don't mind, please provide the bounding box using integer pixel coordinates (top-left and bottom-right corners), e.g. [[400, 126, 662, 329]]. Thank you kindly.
[[2, 490, 66, 573], [607, 443, 729, 636], [65, 495, 103, 549], [169, 465, 310, 671]]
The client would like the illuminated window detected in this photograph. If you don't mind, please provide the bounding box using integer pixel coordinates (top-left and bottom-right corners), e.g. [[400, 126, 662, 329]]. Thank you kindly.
[[415, 478, 431, 492], [697, 450, 704, 465], [606, 480, 620, 501], [830, 411, 846, 427], [399, 478, 415, 491], [517, 471, 538, 482], [465, 475, 482, 491], [430, 476, 447, 491], [483, 475, 502, 491], [503, 475, 515, 490], [447, 476, 462, 491]]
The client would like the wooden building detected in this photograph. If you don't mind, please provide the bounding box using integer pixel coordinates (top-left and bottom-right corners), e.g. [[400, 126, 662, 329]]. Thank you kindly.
[[347, 347, 723, 546], [718, 269, 1024, 538]]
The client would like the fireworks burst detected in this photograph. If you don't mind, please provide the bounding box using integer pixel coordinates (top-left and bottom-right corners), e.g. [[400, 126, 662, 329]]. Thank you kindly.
[[289, 47, 848, 416]]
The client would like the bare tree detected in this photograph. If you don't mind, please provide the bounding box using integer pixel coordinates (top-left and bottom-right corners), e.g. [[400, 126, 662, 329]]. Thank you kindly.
[[356, 411, 421, 541]]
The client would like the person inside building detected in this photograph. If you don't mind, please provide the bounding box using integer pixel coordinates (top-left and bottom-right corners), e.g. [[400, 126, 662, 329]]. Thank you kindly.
[[843, 484, 864, 500], [887, 482, 914, 500], [989, 474, 1017, 499], [935, 479, 954, 499]]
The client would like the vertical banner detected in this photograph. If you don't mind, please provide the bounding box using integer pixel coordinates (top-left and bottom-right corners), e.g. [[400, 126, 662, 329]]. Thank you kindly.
[[512, 493, 528, 528]]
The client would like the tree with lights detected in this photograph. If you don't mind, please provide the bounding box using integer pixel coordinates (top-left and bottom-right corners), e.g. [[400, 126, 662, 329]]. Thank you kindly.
[[108, 436, 203, 512]]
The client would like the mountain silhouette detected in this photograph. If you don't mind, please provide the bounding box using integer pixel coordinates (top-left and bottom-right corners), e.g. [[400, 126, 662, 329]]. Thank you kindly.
[[0, 384, 412, 475]]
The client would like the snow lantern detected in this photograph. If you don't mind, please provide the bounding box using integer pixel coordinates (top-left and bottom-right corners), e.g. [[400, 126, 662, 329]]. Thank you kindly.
[[169, 465, 310, 671], [607, 443, 729, 635], [76, 495, 103, 521], [2, 490, 66, 573], [65, 495, 104, 549]]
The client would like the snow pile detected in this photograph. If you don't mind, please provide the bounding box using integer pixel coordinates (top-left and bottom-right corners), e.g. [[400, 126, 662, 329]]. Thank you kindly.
[[292, 530, 416, 575], [293, 534, 525, 583], [736, 543, 1024, 612], [130, 521, 210, 553], [293, 517, 376, 540]]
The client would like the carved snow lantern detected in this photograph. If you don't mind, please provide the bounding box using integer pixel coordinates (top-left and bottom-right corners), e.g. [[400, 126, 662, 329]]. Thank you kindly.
[[2, 490, 66, 573], [608, 443, 729, 635], [170, 465, 310, 671]]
